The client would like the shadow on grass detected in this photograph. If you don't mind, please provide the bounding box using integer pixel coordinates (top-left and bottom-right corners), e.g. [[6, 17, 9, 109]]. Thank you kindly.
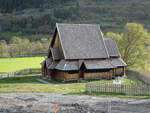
[[0, 75, 43, 84], [0, 75, 87, 85]]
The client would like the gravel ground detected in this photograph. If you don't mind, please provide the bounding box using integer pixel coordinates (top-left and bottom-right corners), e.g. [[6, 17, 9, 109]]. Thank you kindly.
[[0, 93, 150, 113]]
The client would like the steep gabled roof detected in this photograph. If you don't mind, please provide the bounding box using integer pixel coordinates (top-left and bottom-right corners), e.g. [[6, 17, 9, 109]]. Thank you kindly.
[[50, 48, 62, 60], [56, 23, 109, 60], [104, 38, 121, 57]]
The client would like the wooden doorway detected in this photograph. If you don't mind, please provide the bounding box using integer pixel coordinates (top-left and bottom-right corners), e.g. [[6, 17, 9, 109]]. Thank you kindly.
[[79, 63, 86, 79]]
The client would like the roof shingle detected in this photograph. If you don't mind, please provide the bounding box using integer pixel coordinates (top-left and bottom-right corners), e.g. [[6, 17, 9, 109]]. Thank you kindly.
[[55, 60, 79, 71], [56, 23, 109, 60], [110, 58, 127, 67], [104, 38, 121, 57], [50, 48, 62, 60], [84, 60, 115, 70]]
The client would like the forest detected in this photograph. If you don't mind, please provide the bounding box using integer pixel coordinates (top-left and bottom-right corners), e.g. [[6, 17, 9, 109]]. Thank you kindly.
[[0, 0, 150, 71], [1, 0, 150, 41]]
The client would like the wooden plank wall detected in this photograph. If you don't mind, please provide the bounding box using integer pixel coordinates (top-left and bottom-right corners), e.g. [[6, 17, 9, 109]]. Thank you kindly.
[[46, 67, 125, 81], [115, 67, 124, 76], [84, 71, 113, 80], [53, 71, 79, 81]]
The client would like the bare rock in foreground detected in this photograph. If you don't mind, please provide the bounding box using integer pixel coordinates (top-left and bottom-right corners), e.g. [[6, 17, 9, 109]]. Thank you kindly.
[[0, 93, 150, 113]]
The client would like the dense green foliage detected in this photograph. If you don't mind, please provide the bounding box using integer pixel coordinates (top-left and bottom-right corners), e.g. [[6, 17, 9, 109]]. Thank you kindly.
[[0, 57, 44, 73], [105, 23, 150, 71], [1, 0, 150, 41], [0, 37, 50, 57]]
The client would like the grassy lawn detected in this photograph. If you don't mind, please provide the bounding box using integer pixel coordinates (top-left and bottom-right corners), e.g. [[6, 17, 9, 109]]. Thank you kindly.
[[0, 74, 111, 93], [0, 57, 45, 73], [0, 74, 85, 93], [0, 73, 150, 99]]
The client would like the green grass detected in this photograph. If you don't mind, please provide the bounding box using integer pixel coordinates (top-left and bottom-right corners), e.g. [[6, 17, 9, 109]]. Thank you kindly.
[[0, 74, 112, 93], [0, 57, 45, 73], [0, 74, 85, 93], [0, 73, 149, 99]]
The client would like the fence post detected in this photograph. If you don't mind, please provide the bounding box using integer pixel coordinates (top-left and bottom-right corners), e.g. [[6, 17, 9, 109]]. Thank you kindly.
[[89, 85, 92, 94], [0, 68, 40, 80]]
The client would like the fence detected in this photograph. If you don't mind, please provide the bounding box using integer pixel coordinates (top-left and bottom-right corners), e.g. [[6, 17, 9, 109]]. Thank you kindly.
[[126, 70, 150, 84], [0, 53, 46, 58], [0, 68, 41, 79], [86, 83, 150, 96]]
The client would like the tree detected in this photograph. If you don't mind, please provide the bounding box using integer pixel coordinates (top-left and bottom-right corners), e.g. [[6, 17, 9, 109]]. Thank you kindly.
[[34, 41, 43, 54], [10, 37, 22, 55], [105, 23, 150, 70], [20, 38, 30, 55], [8, 44, 18, 57], [0, 40, 8, 56], [10, 36, 30, 56]]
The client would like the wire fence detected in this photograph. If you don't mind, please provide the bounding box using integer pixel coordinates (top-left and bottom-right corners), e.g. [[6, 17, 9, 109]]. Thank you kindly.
[[0, 68, 41, 79], [0, 53, 46, 58], [86, 83, 150, 96]]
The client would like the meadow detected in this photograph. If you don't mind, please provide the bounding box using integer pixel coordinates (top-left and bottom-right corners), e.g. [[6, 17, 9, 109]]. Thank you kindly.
[[0, 74, 142, 93], [0, 74, 149, 99], [0, 57, 45, 73]]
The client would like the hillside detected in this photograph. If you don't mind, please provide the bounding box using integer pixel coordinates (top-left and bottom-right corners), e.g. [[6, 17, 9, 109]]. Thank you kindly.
[[0, 0, 150, 41]]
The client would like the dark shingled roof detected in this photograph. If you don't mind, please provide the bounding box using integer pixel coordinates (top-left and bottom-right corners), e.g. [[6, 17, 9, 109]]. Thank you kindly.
[[48, 61, 58, 69], [56, 23, 109, 60], [84, 60, 115, 70], [50, 48, 62, 60], [41, 58, 126, 70], [110, 58, 127, 67], [41, 23, 127, 71], [55, 60, 79, 71], [45, 58, 52, 68], [104, 38, 121, 57]]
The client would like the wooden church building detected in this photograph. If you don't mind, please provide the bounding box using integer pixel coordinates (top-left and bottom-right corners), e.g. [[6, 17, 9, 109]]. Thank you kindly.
[[41, 23, 127, 81]]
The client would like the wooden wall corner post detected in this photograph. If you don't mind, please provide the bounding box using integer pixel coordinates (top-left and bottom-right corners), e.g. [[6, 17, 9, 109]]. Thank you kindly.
[[123, 67, 126, 76], [113, 68, 115, 78]]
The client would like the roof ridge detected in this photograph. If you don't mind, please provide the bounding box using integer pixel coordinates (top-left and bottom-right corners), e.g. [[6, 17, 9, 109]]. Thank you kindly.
[[56, 23, 67, 59], [98, 26, 110, 58]]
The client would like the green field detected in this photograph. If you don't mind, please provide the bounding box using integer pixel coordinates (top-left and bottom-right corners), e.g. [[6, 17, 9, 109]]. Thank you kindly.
[[0, 74, 85, 93], [0, 74, 144, 93], [0, 74, 149, 98], [0, 57, 45, 73]]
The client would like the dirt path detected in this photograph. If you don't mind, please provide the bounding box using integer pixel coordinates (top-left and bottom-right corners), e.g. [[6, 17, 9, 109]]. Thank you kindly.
[[0, 93, 150, 113]]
